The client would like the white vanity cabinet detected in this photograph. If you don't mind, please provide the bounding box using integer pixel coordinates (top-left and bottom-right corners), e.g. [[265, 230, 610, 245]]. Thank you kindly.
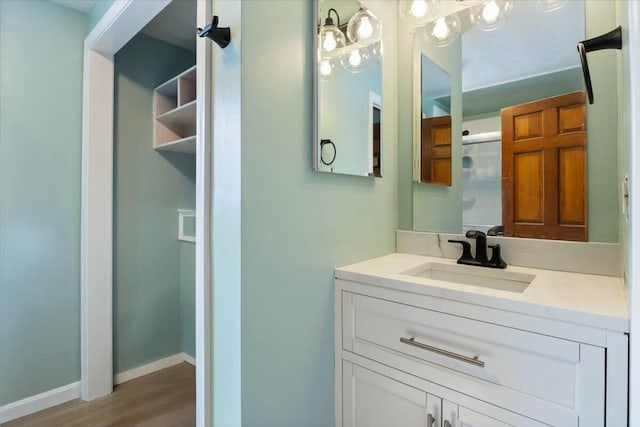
[[335, 266, 628, 427]]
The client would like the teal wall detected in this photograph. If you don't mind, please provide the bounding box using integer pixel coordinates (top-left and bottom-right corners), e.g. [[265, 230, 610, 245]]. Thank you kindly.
[[113, 33, 196, 373], [412, 35, 463, 233], [0, 0, 86, 405], [585, 0, 620, 243], [240, 1, 398, 425]]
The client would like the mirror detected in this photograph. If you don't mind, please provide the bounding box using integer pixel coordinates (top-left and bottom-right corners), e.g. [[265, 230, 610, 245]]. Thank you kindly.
[[419, 54, 452, 186], [410, 0, 620, 242], [313, 0, 383, 177]]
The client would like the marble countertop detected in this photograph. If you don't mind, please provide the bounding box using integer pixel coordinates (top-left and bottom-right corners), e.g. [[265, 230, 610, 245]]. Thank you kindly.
[[336, 253, 629, 332]]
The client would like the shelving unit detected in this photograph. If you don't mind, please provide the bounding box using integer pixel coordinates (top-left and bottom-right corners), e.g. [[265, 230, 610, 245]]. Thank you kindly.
[[153, 65, 197, 153]]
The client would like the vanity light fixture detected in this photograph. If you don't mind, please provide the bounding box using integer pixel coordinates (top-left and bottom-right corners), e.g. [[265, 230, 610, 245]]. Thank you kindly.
[[319, 8, 345, 58], [368, 41, 383, 62], [423, 14, 461, 47], [536, 0, 567, 12], [347, 8, 381, 46], [318, 58, 335, 78], [398, 0, 440, 28], [470, 0, 513, 31], [340, 47, 371, 73]]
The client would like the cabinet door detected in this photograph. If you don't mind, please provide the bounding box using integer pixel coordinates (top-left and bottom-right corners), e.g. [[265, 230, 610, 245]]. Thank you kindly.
[[343, 362, 430, 427], [441, 399, 547, 427]]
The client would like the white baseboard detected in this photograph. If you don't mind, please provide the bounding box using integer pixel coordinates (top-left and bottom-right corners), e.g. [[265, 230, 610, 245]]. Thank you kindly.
[[0, 382, 80, 424], [114, 353, 183, 385], [0, 353, 196, 423], [182, 352, 196, 366]]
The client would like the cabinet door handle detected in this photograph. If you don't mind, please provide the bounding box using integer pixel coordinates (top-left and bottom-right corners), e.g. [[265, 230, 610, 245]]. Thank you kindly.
[[444, 421, 452, 427], [400, 337, 485, 368], [427, 414, 434, 425]]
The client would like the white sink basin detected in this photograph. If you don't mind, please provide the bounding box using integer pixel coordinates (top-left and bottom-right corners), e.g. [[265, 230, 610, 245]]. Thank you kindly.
[[401, 262, 535, 293]]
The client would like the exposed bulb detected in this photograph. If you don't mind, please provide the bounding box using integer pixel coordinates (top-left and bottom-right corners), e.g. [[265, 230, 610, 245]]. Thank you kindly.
[[340, 46, 370, 73], [482, 1, 500, 24], [432, 18, 450, 40], [357, 16, 373, 39], [471, 0, 512, 31], [323, 32, 337, 52], [319, 60, 333, 77], [347, 8, 381, 46], [398, 0, 439, 28], [410, 0, 428, 18], [348, 49, 362, 67], [423, 13, 460, 47]]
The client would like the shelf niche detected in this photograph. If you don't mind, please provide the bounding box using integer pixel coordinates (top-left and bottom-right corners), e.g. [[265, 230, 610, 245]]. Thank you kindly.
[[153, 65, 197, 153]]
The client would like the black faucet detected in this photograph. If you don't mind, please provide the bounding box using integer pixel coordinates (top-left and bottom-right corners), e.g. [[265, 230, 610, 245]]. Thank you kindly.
[[465, 230, 488, 264], [448, 230, 507, 269]]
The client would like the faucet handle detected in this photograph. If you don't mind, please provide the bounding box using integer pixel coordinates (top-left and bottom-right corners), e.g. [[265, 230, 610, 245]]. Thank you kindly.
[[487, 225, 505, 236], [488, 244, 507, 269], [465, 230, 486, 240], [448, 240, 474, 263]]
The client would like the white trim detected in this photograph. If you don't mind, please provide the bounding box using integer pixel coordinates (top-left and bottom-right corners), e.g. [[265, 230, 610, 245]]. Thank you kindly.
[[81, 6, 211, 427], [195, 1, 213, 426], [627, 1, 640, 426], [178, 209, 196, 243], [113, 353, 187, 385], [81, 33, 115, 403], [183, 353, 197, 367], [368, 91, 382, 176], [211, 1, 242, 425], [0, 382, 80, 424]]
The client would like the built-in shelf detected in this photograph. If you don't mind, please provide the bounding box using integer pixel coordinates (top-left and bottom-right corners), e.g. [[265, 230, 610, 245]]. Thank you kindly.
[[153, 65, 196, 154]]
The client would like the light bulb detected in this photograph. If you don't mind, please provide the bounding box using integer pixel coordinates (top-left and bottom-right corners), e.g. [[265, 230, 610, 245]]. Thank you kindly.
[[471, 0, 512, 31], [340, 47, 370, 73], [323, 32, 337, 52], [357, 16, 373, 39], [347, 9, 381, 46], [399, 0, 439, 27], [482, 1, 500, 24], [423, 13, 460, 47], [433, 18, 450, 40], [349, 50, 362, 67], [410, 0, 428, 18], [319, 60, 333, 77]]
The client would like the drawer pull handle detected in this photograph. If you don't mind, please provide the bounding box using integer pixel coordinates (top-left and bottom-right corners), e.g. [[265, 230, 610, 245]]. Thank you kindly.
[[427, 414, 434, 425], [444, 421, 452, 427], [399, 337, 485, 368]]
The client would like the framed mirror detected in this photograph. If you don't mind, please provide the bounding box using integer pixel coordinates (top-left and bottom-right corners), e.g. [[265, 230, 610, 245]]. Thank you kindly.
[[418, 54, 452, 186], [313, 0, 383, 177], [408, 0, 620, 243]]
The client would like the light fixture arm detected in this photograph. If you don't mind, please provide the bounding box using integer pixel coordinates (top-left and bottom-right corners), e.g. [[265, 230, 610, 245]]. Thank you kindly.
[[325, 8, 341, 27]]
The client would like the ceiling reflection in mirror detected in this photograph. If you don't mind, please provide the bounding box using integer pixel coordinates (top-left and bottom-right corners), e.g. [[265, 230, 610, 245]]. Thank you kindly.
[[409, 0, 616, 242], [314, 0, 383, 177]]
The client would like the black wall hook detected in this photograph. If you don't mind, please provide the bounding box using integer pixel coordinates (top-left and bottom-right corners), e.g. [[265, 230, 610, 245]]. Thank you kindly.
[[577, 26, 622, 104], [197, 16, 231, 49]]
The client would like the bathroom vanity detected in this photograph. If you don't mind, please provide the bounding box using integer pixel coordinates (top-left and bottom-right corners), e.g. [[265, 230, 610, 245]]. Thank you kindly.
[[334, 253, 628, 426]]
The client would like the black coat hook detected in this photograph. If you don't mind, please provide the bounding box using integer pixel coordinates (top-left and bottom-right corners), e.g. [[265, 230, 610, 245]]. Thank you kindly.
[[197, 16, 231, 49], [577, 26, 622, 104]]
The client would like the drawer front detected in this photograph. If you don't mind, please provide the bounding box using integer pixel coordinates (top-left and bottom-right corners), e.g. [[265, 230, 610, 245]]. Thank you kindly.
[[342, 292, 600, 410]]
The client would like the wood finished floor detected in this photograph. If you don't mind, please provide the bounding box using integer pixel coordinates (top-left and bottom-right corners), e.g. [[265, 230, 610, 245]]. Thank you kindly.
[[4, 362, 195, 427]]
